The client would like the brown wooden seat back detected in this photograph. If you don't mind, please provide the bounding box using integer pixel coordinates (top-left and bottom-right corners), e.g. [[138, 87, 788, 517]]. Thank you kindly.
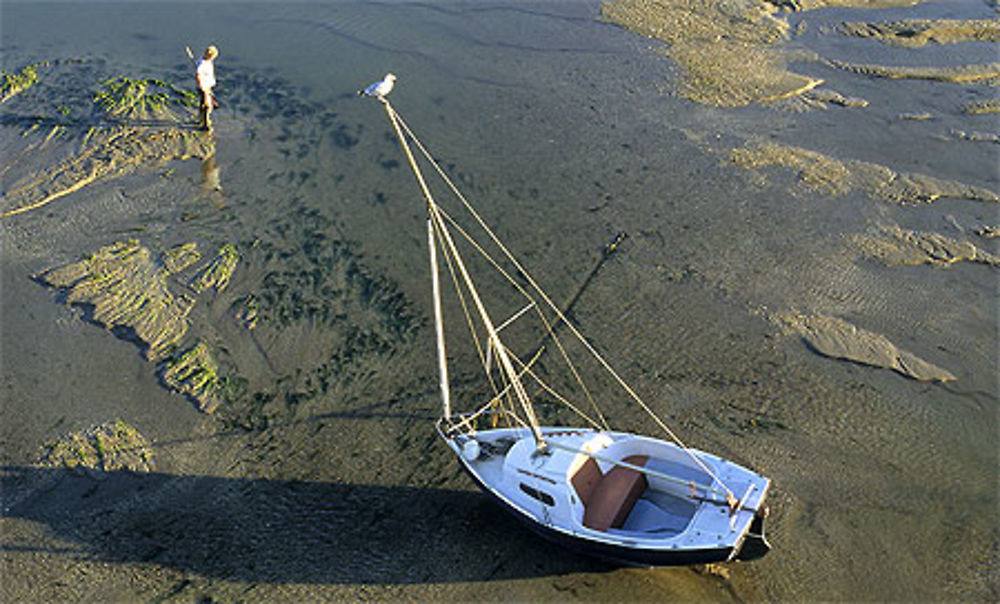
[[570, 456, 603, 506], [581, 455, 649, 532]]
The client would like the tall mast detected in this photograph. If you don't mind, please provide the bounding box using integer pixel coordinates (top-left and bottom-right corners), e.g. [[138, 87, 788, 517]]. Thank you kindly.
[[427, 217, 451, 419], [381, 99, 545, 447], [378, 99, 451, 420]]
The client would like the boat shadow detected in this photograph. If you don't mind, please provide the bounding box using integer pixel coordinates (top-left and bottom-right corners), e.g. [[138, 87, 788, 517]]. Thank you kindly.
[[1, 464, 612, 584]]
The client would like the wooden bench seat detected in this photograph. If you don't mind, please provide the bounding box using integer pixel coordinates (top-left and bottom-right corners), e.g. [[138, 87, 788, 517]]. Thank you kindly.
[[572, 455, 649, 532]]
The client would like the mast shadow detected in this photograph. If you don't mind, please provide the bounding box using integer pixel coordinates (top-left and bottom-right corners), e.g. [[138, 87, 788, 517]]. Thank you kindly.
[[1, 465, 611, 584]]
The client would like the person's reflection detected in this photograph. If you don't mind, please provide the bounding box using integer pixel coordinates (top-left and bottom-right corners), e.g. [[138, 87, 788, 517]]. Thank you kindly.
[[200, 153, 225, 208]]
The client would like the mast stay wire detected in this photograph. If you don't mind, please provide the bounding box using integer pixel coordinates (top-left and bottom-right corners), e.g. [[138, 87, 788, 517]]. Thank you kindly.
[[432, 201, 609, 431], [396, 118, 610, 433], [383, 100, 545, 445]]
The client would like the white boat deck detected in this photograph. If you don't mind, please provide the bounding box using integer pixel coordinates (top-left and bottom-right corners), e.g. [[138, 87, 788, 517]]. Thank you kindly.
[[448, 426, 769, 558]]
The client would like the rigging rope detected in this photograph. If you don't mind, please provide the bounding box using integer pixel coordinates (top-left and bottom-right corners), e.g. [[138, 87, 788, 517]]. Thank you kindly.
[[383, 100, 545, 446], [397, 116, 610, 432], [432, 202, 608, 430], [385, 100, 735, 498]]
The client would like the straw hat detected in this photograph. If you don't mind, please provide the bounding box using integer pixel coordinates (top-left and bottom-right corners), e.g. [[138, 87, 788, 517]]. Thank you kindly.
[[204, 45, 219, 59]]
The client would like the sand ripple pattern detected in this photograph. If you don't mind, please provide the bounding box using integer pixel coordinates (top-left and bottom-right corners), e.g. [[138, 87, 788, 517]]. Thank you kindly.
[[837, 18, 1000, 47], [730, 140, 999, 204], [853, 224, 1000, 267], [830, 60, 1000, 85], [775, 311, 957, 381], [602, 0, 823, 107], [1, 128, 213, 218]]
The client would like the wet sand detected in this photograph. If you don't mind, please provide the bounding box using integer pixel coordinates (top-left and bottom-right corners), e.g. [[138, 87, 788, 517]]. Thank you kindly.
[[2, 0, 997, 601]]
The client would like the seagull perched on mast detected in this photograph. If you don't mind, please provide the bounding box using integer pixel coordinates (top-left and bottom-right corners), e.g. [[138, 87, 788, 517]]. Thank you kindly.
[[358, 73, 397, 99]]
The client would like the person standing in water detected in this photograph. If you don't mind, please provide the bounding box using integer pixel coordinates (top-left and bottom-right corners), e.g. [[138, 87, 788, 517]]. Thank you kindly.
[[196, 45, 219, 131]]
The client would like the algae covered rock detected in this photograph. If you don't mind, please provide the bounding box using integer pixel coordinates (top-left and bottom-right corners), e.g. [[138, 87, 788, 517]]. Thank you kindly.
[[160, 341, 224, 413], [38, 419, 154, 472], [93, 76, 197, 121], [0, 70, 211, 218], [35, 240, 195, 360], [949, 129, 1000, 144], [962, 99, 1000, 115], [190, 244, 239, 294], [161, 242, 202, 273], [1, 62, 47, 103], [233, 294, 260, 330]]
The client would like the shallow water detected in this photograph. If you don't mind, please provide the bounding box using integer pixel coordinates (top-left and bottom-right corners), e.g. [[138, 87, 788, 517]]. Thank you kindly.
[[2, 1, 997, 601]]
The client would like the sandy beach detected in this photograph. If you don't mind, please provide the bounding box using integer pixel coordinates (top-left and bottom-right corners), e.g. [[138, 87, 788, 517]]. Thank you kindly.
[[2, 1, 996, 600]]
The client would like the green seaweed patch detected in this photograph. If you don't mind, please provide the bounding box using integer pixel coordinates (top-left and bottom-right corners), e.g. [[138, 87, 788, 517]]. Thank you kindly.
[[160, 341, 224, 413], [1, 62, 48, 103], [38, 419, 154, 472], [94, 76, 197, 121], [189, 244, 239, 293], [35, 239, 194, 360], [252, 210, 421, 340], [233, 294, 260, 330], [35, 239, 252, 412], [216, 209, 423, 425], [161, 242, 202, 274]]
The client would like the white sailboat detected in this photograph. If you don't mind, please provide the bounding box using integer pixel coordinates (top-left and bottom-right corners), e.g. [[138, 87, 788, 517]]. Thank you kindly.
[[367, 86, 771, 566]]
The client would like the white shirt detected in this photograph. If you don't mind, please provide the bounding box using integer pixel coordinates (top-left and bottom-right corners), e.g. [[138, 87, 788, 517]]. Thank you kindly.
[[196, 58, 215, 92]]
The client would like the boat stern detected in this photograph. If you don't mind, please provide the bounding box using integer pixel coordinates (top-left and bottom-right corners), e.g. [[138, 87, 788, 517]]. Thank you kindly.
[[728, 473, 771, 562], [734, 505, 771, 561]]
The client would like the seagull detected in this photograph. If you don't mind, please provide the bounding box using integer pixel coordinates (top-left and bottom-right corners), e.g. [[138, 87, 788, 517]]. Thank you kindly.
[[358, 73, 397, 98]]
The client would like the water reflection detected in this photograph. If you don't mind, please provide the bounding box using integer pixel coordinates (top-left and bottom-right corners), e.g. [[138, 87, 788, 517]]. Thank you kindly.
[[200, 151, 225, 208]]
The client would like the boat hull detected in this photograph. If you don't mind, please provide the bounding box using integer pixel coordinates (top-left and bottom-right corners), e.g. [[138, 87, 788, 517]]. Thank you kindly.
[[455, 448, 755, 567]]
